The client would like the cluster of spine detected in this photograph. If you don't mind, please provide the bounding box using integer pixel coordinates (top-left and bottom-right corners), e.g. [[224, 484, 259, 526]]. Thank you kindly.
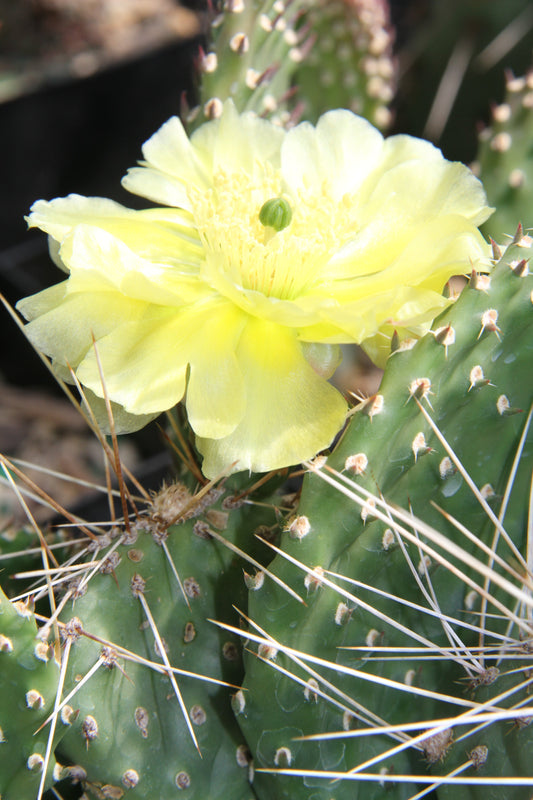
[[294, 0, 396, 128], [191, 0, 312, 128], [475, 66, 533, 241], [0, 522, 73, 603], [237, 237, 533, 799], [5, 238, 532, 799], [33, 472, 289, 798], [3, 227, 533, 792]]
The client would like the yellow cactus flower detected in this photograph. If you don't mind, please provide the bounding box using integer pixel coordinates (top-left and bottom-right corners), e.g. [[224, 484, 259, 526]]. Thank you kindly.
[[17, 102, 491, 478]]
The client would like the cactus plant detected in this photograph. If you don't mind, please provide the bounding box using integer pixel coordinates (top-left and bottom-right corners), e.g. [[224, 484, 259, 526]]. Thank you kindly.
[[0, 525, 45, 600], [7, 230, 530, 800], [196, 0, 397, 131], [43, 471, 292, 798], [3, 1, 533, 799], [193, 0, 311, 129], [236, 236, 533, 799], [5, 238, 533, 799], [0, 521, 78, 602], [475, 66, 533, 241]]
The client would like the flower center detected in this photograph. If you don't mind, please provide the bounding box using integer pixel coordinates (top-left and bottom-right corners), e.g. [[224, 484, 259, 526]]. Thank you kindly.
[[189, 168, 357, 303]]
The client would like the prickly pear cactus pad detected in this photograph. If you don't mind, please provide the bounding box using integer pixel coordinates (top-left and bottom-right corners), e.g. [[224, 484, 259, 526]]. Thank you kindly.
[[0, 589, 65, 800], [50, 474, 287, 798], [236, 237, 533, 799], [476, 67, 533, 241]]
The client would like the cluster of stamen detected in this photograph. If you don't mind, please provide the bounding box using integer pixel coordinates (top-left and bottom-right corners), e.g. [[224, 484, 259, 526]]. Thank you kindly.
[[189, 168, 357, 303]]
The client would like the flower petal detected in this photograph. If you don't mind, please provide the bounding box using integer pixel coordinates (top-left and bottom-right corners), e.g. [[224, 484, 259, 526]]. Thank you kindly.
[[196, 318, 347, 477], [17, 282, 68, 322], [74, 300, 248, 433], [18, 287, 147, 370], [59, 225, 208, 307], [27, 195, 134, 240], [123, 101, 285, 207], [377, 135, 492, 226], [76, 308, 190, 415], [197, 100, 284, 177], [185, 304, 247, 438], [122, 116, 210, 208], [121, 167, 193, 211], [301, 216, 490, 343], [282, 109, 384, 200], [355, 156, 492, 233], [27, 195, 201, 268], [80, 387, 159, 434]]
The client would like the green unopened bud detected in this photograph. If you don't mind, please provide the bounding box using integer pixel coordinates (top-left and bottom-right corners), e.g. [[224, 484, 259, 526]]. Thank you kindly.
[[259, 197, 292, 232]]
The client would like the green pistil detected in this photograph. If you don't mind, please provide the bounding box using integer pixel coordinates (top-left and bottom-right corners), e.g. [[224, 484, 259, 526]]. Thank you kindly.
[[259, 198, 293, 232]]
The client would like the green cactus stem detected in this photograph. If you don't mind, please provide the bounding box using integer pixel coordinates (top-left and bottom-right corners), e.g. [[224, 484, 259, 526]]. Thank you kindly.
[[48, 473, 290, 798], [475, 66, 533, 242], [294, 0, 396, 129], [0, 589, 66, 800], [192, 0, 311, 129]]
